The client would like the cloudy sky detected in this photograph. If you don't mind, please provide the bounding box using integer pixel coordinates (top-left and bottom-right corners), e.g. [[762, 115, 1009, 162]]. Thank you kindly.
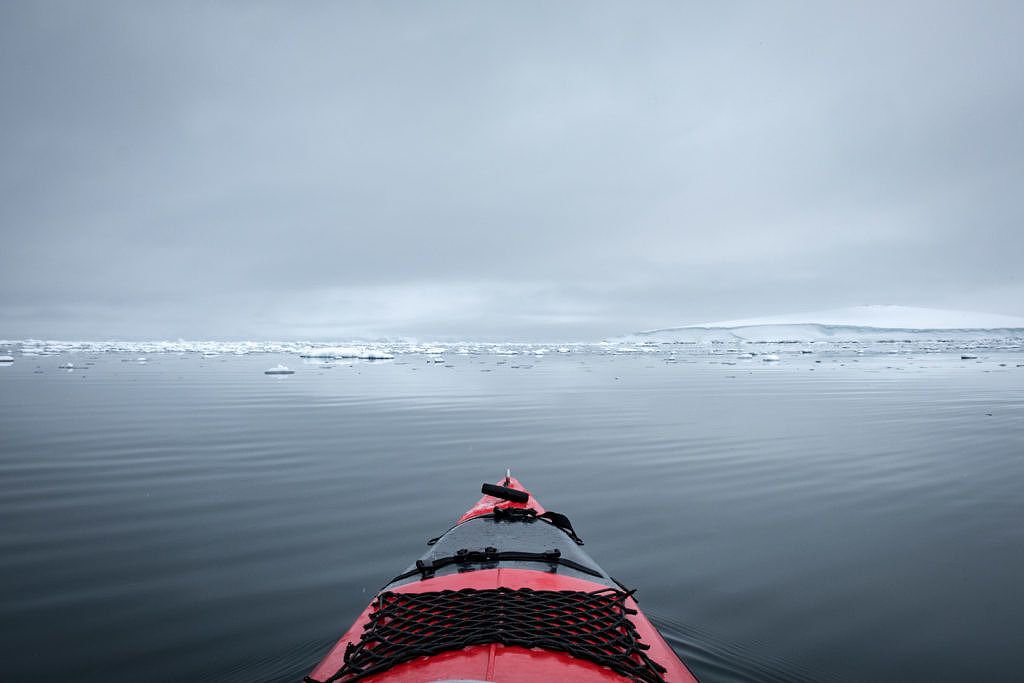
[[1, 2, 1022, 340]]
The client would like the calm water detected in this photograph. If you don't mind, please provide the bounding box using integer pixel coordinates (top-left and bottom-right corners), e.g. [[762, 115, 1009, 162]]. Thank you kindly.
[[2, 348, 1023, 682]]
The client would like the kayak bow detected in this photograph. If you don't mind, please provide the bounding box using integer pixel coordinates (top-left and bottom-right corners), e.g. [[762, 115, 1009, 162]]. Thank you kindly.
[[305, 474, 699, 682]]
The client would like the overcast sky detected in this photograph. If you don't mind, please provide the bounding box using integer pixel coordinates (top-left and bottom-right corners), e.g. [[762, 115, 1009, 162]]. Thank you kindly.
[[1, 2, 1022, 340]]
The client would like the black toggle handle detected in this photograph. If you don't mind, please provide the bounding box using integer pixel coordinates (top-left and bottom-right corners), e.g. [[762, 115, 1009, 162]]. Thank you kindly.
[[481, 482, 529, 503]]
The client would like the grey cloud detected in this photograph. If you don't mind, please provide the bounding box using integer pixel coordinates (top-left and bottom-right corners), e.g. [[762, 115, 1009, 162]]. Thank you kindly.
[[2, 1, 1022, 340]]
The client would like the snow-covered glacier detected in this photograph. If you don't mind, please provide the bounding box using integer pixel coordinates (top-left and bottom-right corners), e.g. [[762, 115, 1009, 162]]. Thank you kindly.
[[625, 306, 1024, 343]]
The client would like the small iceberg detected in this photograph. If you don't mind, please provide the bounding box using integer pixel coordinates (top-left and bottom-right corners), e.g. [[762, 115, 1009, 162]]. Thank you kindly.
[[961, 355, 978, 360], [762, 354, 781, 362], [265, 364, 295, 375], [424, 346, 446, 355], [0, 355, 13, 364]]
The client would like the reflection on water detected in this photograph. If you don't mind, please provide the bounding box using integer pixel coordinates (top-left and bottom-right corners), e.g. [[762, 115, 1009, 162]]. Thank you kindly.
[[650, 611, 840, 683], [1, 349, 1023, 682]]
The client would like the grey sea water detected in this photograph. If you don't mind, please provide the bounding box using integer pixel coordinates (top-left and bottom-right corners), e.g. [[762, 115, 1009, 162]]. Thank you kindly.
[[2, 345, 1023, 682]]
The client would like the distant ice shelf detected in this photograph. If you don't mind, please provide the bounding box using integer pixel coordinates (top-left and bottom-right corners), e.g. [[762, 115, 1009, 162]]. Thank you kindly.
[[627, 306, 1024, 343]]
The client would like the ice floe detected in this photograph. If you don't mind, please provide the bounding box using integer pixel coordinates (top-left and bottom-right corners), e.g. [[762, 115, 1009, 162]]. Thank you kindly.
[[298, 346, 395, 360], [265, 364, 295, 375], [1, 331, 1020, 370], [300, 346, 361, 358]]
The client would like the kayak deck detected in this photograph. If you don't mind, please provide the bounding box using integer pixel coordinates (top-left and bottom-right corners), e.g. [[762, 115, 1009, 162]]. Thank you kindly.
[[305, 476, 698, 683], [385, 509, 612, 589]]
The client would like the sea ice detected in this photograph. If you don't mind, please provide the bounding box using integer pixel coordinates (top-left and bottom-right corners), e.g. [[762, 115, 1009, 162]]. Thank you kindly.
[[299, 346, 361, 359], [359, 350, 395, 360], [0, 333, 1018, 368]]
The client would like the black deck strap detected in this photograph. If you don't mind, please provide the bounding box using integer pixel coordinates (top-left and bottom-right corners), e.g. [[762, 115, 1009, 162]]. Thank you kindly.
[[426, 506, 586, 546], [491, 505, 538, 522], [610, 575, 640, 600], [388, 547, 603, 584], [489, 505, 585, 545], [312, 586, 669, 683], [537, 510, 585, 545]]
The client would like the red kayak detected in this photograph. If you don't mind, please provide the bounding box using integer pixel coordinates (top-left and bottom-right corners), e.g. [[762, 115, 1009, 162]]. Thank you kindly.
[[305, 473, 699, 682]]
